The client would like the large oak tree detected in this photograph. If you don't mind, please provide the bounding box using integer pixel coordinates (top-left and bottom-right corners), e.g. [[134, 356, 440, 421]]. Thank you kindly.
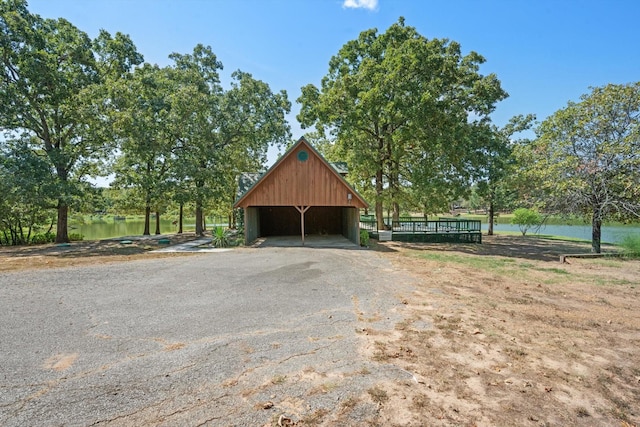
[[518, 82, 640, 253], [0, 0, 142, 242], [168, 46, 291, 235], [298, 18, 507, 228], [111, 63, 177, 235]]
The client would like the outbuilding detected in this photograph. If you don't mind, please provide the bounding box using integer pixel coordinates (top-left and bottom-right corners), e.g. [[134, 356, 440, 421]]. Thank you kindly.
[[234, 137, 368, 246]]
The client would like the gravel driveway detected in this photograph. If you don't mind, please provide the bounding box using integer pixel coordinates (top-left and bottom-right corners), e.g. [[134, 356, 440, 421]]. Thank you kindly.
[[1, 246, 416, 426]]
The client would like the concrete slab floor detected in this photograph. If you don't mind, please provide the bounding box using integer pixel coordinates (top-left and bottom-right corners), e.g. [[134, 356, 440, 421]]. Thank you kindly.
[[252, 234, 361, 249]]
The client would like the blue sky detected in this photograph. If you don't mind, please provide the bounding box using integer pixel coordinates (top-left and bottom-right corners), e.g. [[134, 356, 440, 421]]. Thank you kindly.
[[28, 0, 640, 165]]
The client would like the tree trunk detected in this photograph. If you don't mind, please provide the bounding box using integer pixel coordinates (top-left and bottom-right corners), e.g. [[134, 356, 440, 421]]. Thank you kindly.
[[375, 168, 385, 230], [592, 213, 602, 253], [392, 201, 400, 224], [178, 203, 183, 234], [143, 203, 151, 235], [488, 201, 495, 236], [18, 218, 25, 244], [195, 201, 204, 236], [55, 201, 69, 243], [10, 226, 17, 245], [155, 211, 161, 235], [388, 152, 400, 224], [195, 175, 205, 236]]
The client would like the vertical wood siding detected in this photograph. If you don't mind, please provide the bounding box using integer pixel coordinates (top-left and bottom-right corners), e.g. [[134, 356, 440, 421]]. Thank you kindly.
[[237, 143, 366, 208]]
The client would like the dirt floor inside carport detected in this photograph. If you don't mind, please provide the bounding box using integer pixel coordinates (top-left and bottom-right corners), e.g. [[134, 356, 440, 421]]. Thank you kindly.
[[1, 234, 639, 426]]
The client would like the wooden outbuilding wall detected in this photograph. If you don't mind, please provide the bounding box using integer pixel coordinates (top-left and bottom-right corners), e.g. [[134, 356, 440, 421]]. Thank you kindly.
[[235, 142, 366, 209], [235, 137, 368, 246]]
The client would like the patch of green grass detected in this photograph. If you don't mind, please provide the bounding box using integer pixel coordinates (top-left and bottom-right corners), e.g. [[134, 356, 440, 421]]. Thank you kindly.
[[579, 276, 634, 288], [535, 234, 593, 244], [590, 259, 625, 268], [410, 251, 525, 275], [534, 267, 570, 275], [620, 234, 640, 258], [487, 230, 522, 236], [412, 251, 515, 269]]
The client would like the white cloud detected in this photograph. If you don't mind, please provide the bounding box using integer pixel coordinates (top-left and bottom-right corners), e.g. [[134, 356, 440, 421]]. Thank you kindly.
[[343, 0, 378, 11]]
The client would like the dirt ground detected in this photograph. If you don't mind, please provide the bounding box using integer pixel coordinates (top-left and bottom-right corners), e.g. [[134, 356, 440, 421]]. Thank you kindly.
[[1, 234, 638, 426], [0, 233, 199, 272], [361, 235, 639, 426]]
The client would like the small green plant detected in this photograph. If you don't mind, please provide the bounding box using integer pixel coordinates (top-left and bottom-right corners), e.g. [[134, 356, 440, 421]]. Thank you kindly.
[[68, 233, 84, 241], [211, 226, 229, 248], [511, 208, 542, 236], [620, 234, 640, 258], [70, 214, 86, 225], [359, 229, 370, 247], [31, 232, 55, 244]]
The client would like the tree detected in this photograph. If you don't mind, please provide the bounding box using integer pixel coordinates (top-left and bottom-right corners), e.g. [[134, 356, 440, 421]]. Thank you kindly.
[[520, 82, 640, 253], [0, 137, 56, 245], [169, 46, 290, 235], [0, 0, 142, 242], [111, 64, 176, 235], [298, 17, 507, 229], [511, 208, 542, 236], [475, 114, 535, 235], [210, 69, 291, 231], [166, 45, 224, 236]]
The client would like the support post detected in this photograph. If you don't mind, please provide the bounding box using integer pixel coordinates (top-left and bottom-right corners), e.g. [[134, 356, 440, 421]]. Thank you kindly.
[[294, 206, 311, 245]]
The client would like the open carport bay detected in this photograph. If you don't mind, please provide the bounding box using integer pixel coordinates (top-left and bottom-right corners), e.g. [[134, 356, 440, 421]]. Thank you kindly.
[[259, 206, 343, 236], [0, 247, 415, 426]]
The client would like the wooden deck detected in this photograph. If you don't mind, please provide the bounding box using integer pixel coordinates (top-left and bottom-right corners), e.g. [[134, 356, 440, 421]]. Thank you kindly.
[[361, 217, 482, 243]]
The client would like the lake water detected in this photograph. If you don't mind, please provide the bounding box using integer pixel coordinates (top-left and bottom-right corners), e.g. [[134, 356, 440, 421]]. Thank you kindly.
[[74, 216, 639, 244], [71, 219, 189, 240], [72, 218, 227, 240], [484, 223, 640, 244]]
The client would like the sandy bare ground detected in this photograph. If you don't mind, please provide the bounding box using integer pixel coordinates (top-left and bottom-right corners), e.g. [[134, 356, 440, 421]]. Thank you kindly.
[[361, 235, 639, 426], [1, 234, 638, 426]]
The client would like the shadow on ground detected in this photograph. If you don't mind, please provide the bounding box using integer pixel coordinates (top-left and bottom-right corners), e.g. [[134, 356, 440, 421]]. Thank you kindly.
[[0, 233, 203, 259], [371, 234, 615, 262]]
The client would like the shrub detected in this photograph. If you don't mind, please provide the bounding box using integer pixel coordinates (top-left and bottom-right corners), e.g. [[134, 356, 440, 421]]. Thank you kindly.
[[360, 229, 370, 247], [70, 215, 86, 225], [511, 208, 542, 236], [212, 226, 229, 248], [68, 233, 84, 242], [620, 234, 640, 258], [31, 232, 55, 245]]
